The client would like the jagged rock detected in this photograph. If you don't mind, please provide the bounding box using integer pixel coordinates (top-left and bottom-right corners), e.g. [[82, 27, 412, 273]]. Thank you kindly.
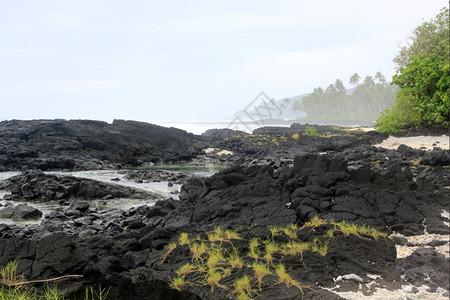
[[4, 170, 158, 201], [0, 119, 207, 171], [164, 165, 296, 229], [420, 149, 450, 166]]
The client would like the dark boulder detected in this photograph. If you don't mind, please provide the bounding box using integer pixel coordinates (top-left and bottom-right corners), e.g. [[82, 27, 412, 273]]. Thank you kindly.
[[420, 149, 450, 166], [13, 204, 43, 219], [0, 119, 208, 171], [0, 203, 42, 219], [164, 165, 295, 229], [4, 170, 157, 201]]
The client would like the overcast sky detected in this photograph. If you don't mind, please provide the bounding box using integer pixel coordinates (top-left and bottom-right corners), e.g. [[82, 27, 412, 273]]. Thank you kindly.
[[0, 0, 447, 123]]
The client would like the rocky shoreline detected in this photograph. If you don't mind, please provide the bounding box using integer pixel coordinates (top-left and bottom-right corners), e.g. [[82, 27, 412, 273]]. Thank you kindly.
[[0, 120, 448, 299]]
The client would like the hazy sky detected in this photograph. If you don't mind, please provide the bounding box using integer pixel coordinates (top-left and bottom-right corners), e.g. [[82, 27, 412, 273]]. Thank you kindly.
[[0, 0, 447, 123]]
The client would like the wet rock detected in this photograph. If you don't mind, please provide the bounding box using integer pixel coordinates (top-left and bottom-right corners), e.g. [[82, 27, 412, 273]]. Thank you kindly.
[[4, 170, 158, 201], [0, 205, 14, 218], [0, 203, 42, 219], [69, 200, 90, 213], [13, 204, 43, 219], [124, 169, 193, 185]]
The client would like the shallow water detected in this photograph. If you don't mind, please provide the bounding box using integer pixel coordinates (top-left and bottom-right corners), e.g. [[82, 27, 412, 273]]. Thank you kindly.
[[0, 170, 180, 226], [45, 170, 182, 198], [0, 163, 225, 226], [0, 171, 20, 181], [145, 161, 230, 177]]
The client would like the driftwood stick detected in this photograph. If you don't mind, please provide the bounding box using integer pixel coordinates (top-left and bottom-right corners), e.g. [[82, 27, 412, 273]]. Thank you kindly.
[[5, 274, 83, 287]]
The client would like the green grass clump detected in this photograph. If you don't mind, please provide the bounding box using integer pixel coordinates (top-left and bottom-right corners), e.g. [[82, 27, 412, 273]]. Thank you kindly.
[[166, 220, 389, 299], [84, 286, 110, 300], [170, 277, 185, 291], [302, 216, 327, 228], [0, 262, 109, 300], [282, 225, 298, 240], [268, 226, 281, 239], [178, 232, 190, 245], [43, 285, 66, 300], [207, 227, 241, 243], [280, 241, 309, 259], [176, 263, 197, 277], [229, 253, 244, 269], [310, 238, 328, 256], [1, 260, 110, 300], [333, 221, 361, 237], [251, 262, 271, 289], [264, 242, 279, 265], [205, 271, 227, 292], [302, 126, 321, 137], [190, 241, 208, 263], [163, 241, 178, 262], [232, 275, 253, 299], [206, 248, 225, 271], [1, 260, 20, 286], [248, 238, 260, 261]]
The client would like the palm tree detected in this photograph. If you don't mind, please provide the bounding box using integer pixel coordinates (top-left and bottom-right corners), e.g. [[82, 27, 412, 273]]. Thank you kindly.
[[291, 99, 302, 118], [363, 76, 375, 86], [334, 79, 346, 93], [281, 98, 291, 111], [349, 73, 361, 86], [374, 71, 386, 84]]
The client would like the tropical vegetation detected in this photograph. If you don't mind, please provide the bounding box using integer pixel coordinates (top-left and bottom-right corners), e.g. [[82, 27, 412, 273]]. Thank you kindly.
[[376, 8, 449, 133], [296, 72, 396, 121]]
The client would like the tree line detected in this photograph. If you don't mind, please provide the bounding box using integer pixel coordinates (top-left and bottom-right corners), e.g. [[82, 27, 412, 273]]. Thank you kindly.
[[376, 7, 449, 133], [293, 72, 397, 121]]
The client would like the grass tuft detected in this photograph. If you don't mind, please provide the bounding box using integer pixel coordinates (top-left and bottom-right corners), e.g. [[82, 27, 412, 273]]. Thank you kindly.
[[178, 232, 190, 245], [233, 275, 253, 298], [229, 253, 244, 269], [248, 238, 260, 261], [251, 262, 271, 289], [303, 216, 327, 228], [264, 242, 279, 265], [176, 263, 197, 277], [205, 271, 226, 292], [170, 276, 185, 291], [190, 241, 208, 263], [166, 221, 389, 298], [163, 241, 178, 262]]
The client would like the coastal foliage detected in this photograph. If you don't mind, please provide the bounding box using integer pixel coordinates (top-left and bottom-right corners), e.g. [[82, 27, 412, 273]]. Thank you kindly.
[[302, 126, 321, 137], [164, 218, 388, 299], [377, 8, 449, 133], [0, 261, 109, 300], [299, 72, 396, 121]]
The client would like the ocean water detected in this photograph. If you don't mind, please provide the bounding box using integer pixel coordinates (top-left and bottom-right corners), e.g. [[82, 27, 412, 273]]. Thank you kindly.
[[154, 120, 374, 135], [155, 120, 293, 135]]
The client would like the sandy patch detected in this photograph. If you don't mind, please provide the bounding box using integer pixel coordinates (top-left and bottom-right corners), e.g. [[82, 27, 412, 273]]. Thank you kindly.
[[395, 241, 450, 259], [327, 284, 448, 300], [374, 135, 449, 150], [204, 147, 233, 156], [393, 211, 450, 258], [325, 210, 450, 299], [347, 127, 375, 132]]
